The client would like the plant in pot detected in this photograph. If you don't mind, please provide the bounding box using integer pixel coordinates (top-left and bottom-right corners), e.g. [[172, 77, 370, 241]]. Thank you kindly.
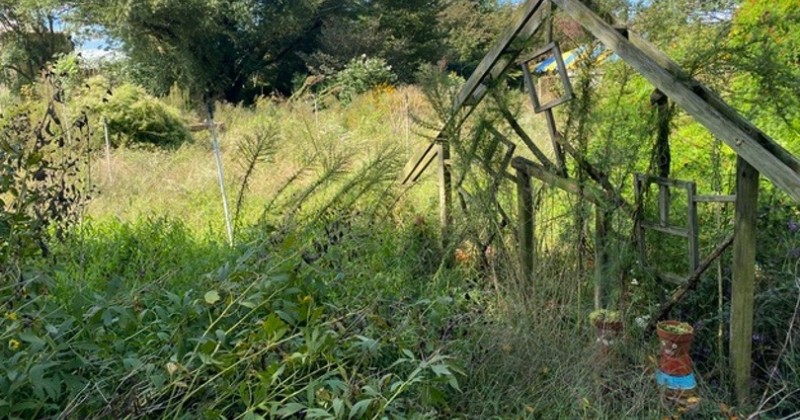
[[589, 309, 622, 347], [656, 321, 694, 377]]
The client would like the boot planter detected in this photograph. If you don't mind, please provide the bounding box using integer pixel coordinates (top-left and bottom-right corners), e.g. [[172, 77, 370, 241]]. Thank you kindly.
[[589, 310, 622, 349], [655, 321, 699, 411]]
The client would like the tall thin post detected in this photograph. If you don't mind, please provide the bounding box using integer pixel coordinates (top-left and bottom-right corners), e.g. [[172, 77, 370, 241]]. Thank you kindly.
[[594, 205, 609, 309], [102, 116, 113, 182], [731, 156, 759, 406], [208, 102, 234, 246], [437, 141, 452, 243], [517, 167, 535, 285]]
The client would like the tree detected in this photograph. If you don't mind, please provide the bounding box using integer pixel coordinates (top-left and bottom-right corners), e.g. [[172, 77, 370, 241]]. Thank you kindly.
[[72, 0, 346, 102], [0, 0, 72, 89], [305, 0, 446, 82]]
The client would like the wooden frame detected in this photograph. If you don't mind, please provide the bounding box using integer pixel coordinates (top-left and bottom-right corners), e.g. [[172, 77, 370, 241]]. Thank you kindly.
[[520, 42, 574, 113], [634, 174, 699, 285]]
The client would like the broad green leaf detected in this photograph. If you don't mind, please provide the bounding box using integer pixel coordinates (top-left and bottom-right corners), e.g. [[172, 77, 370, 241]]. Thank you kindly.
[[349, 399, 372, 419], [18, 331, 46, 348], [276, 402, 306, 418], [204, 290, 221, 304]]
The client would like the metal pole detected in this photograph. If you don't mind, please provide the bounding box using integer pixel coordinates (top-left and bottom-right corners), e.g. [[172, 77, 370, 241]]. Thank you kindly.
[[207, 102, 234, 246], [103, 116, 113, 182]]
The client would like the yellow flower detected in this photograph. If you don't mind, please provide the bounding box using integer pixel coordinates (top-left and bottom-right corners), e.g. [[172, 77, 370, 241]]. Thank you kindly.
[[4, 312, 18, 321], [8, 339, 21, 351]]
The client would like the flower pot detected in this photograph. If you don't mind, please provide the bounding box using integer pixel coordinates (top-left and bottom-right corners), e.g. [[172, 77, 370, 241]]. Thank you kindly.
[[659, 354, 693, 376], [594, 320, 623, 348], [657, 321, 693, 354]]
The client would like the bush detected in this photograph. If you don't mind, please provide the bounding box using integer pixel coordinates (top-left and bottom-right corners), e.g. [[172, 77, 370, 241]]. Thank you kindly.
[[334, 56, 397, 104], [78, 76, 191, 148]]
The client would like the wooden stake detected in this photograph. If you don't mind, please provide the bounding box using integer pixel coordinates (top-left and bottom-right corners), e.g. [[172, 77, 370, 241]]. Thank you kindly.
[[731, 156, 759, 406], [594, 205, 610, 309], [437, 142, 452, 242], [517, 167, 535, 285]]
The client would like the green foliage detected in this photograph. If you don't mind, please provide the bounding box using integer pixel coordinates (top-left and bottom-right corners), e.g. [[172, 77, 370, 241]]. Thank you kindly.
[[0, 77, 90, 276], [77, 76, 191, 148], [0, 1, 72, 90], [71, 0, 342, 101], [334, 56, 397, 104], [726, 1, 800, 151]]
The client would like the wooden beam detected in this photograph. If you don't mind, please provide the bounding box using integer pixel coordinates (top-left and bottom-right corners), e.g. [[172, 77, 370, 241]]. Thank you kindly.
[[646, 234, 735, 333], [640, 221, 690, 238], [517, 167, 535, 284], [401, 0, 548, 185], [553, 0, 800, 201], [512, 157, 606, 205], [687, 182, 700, 272], [594, 206, 610, 309], [456, 0, 546, 108], [401, 145, 439, 184], [490, 92, 557, 171], [694, 195, 736, 203], [731, 156, 759, 406], [438, 142, 453, 240]]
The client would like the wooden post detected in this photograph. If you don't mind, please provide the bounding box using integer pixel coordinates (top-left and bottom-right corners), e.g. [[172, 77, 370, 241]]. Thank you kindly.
[[517, 167, 535, 284], [437, 142, 452, 241], [687, 182, 699, 272], [594, 205, 610, 309], [731, 156, 759, 406]]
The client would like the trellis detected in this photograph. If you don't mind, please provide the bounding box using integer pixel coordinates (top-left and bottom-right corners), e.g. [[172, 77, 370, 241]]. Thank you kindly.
[[399, 0, 800, 405]]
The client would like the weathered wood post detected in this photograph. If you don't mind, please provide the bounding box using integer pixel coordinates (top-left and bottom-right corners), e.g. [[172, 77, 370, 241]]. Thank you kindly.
[[731, 156, 759, 405], [594, 205, 610, 309], [516, 165, 535, 284], [437, 141, 452, 242]]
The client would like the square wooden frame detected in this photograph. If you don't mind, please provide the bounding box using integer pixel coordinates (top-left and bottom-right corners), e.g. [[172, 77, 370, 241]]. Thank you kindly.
[[519, 42, 574, 113]]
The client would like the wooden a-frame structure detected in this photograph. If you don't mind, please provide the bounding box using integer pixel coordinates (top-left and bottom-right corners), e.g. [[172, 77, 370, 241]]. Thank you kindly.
[[400, 0, 800, 405]]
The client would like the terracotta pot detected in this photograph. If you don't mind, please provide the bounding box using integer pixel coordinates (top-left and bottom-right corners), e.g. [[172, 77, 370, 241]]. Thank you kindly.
[[659, 353, 693, 376], [657, 321, 694, 356], [594, 320, 623, 348]]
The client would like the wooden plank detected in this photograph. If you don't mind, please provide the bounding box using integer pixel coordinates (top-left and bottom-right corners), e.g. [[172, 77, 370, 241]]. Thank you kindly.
[[401, 146, 439, 184], [490, 92, 557, 171], [687, 182, 700, 271], [553, 0, 800, 201], [658, 272, 688, 286], [731, 156, 759, 406], [639, 174, 693, 189], [594, 206, 610, 309], [456, 0, 546, 108], [646, 234, 736, 333], [517, 167, 535, 284], [641, 221, 690, 238], [634, 174, 647, 270], [543, 108, 567, 174], [694, 194, 736, 203], [658, 184, 670, 225], [511, 157, 605, 205], [438, 142, 452, 239]]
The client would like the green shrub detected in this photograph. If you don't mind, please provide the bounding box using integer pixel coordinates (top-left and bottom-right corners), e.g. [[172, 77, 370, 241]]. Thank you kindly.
[[78, 76, 191, 148], [335, 56, 397, 103]]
